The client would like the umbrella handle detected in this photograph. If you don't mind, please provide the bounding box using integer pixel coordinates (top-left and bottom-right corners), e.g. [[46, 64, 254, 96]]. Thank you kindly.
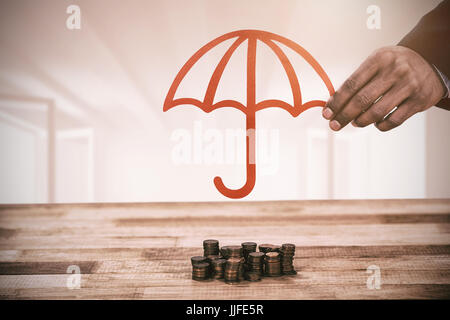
[[213, 164, 255, 199], [213, 115, 256, 199]]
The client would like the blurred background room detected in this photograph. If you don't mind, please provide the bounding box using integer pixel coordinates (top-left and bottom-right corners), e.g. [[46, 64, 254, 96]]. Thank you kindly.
[[0, 0, 449, 203]]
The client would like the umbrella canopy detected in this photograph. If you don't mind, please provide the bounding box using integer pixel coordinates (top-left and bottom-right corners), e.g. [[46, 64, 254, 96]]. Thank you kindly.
[[164, 29, 335, 199]]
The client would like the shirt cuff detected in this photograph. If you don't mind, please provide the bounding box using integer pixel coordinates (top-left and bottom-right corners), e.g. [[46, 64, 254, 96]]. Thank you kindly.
[[433, 65, 450, 99]]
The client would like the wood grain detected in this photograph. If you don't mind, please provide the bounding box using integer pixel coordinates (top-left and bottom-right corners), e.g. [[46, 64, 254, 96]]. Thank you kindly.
[[0, 199, 449, 299]]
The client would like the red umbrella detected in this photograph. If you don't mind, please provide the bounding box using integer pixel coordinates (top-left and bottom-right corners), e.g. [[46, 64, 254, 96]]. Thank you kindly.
[[164, 30, 334, 199]]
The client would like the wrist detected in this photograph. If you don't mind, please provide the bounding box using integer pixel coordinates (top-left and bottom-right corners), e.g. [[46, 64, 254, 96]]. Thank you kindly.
[[432, 65, 450, 99]]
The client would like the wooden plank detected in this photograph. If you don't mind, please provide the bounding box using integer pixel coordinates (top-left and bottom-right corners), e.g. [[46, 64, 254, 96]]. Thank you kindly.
[[2, 245, 448, 263], [1, 199, 449, 219], [114, 213, 450, 225], [0, 236, 177, 250], [2, 221, 449, 240], [1, 222, 449, 248], [3, 255, 447, 276], [2, 213, 450, 226], [141, 284, 450, 300], [2, 284, 448, 300], [2, 270, 449, 290], [0, 261, 98, 275], [0, 248, 145, 263], [175, 223, 450, 247], [0, 287, 144, 300]]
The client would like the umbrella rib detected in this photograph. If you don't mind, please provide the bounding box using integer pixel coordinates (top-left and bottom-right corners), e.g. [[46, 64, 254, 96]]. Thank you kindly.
[[268, 32, 335, 97], [203, 37, 246, 108], [164, 31, 243, 111], [260, 38, 302, 111]]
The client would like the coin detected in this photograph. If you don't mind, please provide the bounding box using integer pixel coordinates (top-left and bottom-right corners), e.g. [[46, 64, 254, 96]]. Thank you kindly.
[[248, 252, 264, 259], [203, 239, 219, 246], [191, 256, 207, 266], [247, 252, 264, 276], [259, 244, 273, 253], [264, 252, 281, 277], [242, 242, 257, 249], [192, 262, 210, 281], [265, 252, 280, 261], [211, 258, 227, 279], [203, 239, 220, 256], [281, 243, 295, 251], [280, 243, 296, 275], [228, 245, 243, 258], [224, 257, 241, 283], [238, 257, 245, 281], [259, 244, 280, 253], [220, 246, 232, 259], [241, 242, 257, 258]]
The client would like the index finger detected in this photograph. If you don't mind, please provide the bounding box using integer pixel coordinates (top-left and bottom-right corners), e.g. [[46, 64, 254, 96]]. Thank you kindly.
[[323, 55, 379, 120]]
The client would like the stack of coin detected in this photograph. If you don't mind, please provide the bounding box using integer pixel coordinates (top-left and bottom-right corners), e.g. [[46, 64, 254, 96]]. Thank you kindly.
[[220, 246, 232, 259], [211, 258, 227, 279], [259, 244, 281, 254], [192, 262, 210, 281], [203, 239, 220, 256], [241, 242, 257, 260], [238, 257, 245, 281], [227, 245, 243, 258], [224, 258, 241, 283], [264, 252, 281, 277], [247, 252, 264, 276], [280, 243, 297, 275], [206, 254, 222, 276], [191, 256, 207, 266]]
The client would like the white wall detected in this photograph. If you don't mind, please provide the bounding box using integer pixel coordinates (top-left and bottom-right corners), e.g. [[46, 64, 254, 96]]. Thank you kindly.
[[0, 116, 47, 203]]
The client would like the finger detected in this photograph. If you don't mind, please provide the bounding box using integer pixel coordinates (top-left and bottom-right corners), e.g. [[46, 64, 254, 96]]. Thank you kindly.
[[375, 100, 416, 131], [330, 74, 393, 131], [323, 57, 379, 120], [351, 95, 383, 127], [352, 84, 411, 128]]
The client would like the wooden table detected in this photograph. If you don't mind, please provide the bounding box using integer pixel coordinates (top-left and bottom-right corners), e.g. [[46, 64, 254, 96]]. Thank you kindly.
[[0, 199, 449, 299]]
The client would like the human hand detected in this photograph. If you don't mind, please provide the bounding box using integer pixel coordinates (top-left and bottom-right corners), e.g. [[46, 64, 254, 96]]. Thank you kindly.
[[323, 46, 446, 131]]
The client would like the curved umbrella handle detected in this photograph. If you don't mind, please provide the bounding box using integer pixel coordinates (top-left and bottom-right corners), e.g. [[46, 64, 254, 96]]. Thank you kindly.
[[213, 164, 255, 199], [213, 115, 256, 199]]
